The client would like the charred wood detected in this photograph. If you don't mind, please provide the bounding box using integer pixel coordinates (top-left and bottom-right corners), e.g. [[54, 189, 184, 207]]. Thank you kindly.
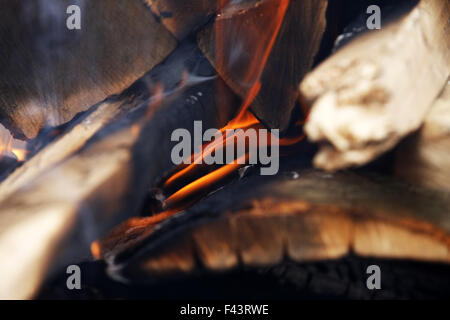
[[0, 40, 239, 299], [95, 168, 450, 283]]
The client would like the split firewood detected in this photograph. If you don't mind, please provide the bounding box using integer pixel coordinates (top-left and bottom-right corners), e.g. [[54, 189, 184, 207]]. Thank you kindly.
[[0, 41, 239, 299], [0, 100, 124, 203], [95, 169, 450, 283], [301, 0, 450, 171], [198, 0, 328, 132], [0, 0, 176, 139], [143, 0, 221, 40], [396, 81, 450, 191]]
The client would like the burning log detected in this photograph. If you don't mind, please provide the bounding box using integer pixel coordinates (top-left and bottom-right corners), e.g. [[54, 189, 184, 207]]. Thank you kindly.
[[301, 0, 450, 171], [396, 81, 450, 191], [0, 93, 144, 300], [0, 100, 124, 203], [0, 0, 176, 139], [197, 0, 328, 132], [155, 110, 304, 217], [0, 40, 239, 299], [1, 0, 448, 301], [94, 169, 450, 282]]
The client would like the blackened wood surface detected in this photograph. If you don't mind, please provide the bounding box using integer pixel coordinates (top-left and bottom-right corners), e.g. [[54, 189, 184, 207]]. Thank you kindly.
[[96, 163, 450, 283], [38, 256, 450, 300], [0, 40, 239, 299]]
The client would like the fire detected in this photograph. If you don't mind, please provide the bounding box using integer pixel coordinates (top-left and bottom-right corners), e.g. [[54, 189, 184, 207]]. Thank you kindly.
[[91, 0, 304, 259], [0, 126, 27, 162], [164, 153, 249, 209], [153, 0, 301, 217], [11, 148, 27, 162]]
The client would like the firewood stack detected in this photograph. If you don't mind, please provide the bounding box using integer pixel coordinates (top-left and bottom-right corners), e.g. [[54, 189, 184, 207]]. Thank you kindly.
[[0, 0, 448, 299]]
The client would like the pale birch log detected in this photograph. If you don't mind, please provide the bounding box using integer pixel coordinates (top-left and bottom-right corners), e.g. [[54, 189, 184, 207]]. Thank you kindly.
[[301, 0, 450, 171], [0, 40, 238, 299], [396, 81, 450, 191]]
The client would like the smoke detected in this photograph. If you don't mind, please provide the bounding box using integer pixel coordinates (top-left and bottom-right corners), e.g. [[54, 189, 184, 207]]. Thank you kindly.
[[15, 0, 86, 128], [19, 0, 85, 57]]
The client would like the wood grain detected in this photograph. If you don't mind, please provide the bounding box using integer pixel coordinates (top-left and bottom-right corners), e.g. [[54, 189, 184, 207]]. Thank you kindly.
[[396, 81, 450, 191], [198, 0, 328, 131], [96, 170, 450, 282], [0, 40, 239, 299], [0, 0, 176, 138], [301, 0, 450, 171]]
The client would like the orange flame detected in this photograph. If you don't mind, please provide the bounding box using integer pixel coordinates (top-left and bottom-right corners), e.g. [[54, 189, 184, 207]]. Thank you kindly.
[[90, 0, 307, 259], [152, 0, 299, 218], [215, 0, 290, 122], [164, 153, 249, 209], [0, 127, 27, 162], [11, 148, 27, 162]]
